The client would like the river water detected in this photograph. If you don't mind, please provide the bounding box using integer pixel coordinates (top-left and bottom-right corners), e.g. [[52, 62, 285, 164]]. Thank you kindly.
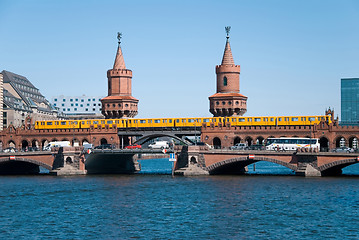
[[0, 159, 359, 239]]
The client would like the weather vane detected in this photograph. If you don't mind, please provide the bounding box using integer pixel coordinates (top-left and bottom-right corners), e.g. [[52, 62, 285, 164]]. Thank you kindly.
[[225, 26, 231, 38], [117, 32, 122, 44]]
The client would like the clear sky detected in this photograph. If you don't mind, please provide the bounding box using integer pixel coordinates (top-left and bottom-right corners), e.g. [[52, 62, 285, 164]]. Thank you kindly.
[[1, 0, 358, 119]]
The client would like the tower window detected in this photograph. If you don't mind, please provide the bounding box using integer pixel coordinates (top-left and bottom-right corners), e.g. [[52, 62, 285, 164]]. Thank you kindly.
[[223, 76, 228, 86]]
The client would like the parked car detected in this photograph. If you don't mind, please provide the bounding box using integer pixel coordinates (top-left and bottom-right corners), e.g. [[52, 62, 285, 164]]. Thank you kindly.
[[3, 147, 17, 153], [94, 144, 113, 149], [125, 144, 142, 149], [148, 141, 170, 149], [332, 147, 354, 153], [230, 143, 248, 150], [248, 144, 265, 150]]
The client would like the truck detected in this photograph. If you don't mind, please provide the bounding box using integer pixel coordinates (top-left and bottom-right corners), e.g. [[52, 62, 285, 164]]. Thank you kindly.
[[148, 141, 170, 149], [43, 141, 71, 151]]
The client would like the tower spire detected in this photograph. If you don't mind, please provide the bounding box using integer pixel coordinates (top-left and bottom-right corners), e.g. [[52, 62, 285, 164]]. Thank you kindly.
[[113, 32, 126, 69], [221, 26, 235, 65]]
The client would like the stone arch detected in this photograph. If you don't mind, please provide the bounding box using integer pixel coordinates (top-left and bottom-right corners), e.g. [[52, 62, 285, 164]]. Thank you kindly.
[[318, 158, 358, 176], [335, 136, 346, 148], [21, 140, 29, 151], [348, 136, 358, 149], [8, 140, 16, 148], [41, 139, 49, 150], [233, 137, 241, 145], [65, 156, 73, 164], [206, 156, 297, 174], [245, 136, 253, 146], [190, 156, 197, 165], [256, 136, 265, 145], [319, 137, 329, 152], [100, 138, 108, 145], [0, 157, 52, 171], [31, 139, 38, 148], [82, 139, 90, 145], [213, 137, 221, 149]]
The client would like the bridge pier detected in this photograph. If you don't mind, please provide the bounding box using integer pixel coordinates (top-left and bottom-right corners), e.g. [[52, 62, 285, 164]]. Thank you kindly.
[[50, 147, 87, 176], [174, 146, 209, 176]]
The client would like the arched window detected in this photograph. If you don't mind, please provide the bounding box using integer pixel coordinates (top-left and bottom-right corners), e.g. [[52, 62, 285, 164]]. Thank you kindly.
[[223, 76, 227, 86]]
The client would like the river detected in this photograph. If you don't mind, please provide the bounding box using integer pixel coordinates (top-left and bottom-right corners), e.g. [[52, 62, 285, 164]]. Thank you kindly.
[[0, 159, 358, 239]]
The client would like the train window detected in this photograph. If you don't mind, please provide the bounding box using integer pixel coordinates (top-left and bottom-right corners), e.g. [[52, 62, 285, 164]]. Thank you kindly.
[[198, 119, 201, 123], [55, 122, 59, 125], [213, 119, 216, 122], [47, 122, 53, 125], [238, 118, 245, 122], [74, 121, 78, 124], [203, 119, 209, 122], [41, 122, 45, 125], [140, 120, 146, 123], [291, 118, 298, 121], [176, 119, 179, 123], [163, 120, 167, 123], [182, 119, 186, 123], [148, 120, 152, 123], [81, 121, 85, 124], [248, 118, 252, 122], [61, 121, 67, 125], [264, 118, 268, 121], [129, 120, 132, 124], [270, 118, 274, 121], [87, 121, 91, 124], [308, 117, 315, 121], [285, 117, 289, 121], [232, 118, 236, 122], [169, 119, 172, 123], [115, 120, 119, 124], [254, 118, 261, 122], [107, 120, 113, 124], [101, 121, 105, 124], [93, 121, 98, 124], [155, 120, 160, 123], [278, 118, 282, 121], [188, 119, 194, 123]]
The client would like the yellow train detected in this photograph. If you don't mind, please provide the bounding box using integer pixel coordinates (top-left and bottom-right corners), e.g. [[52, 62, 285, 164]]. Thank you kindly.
[[34, 115, 331, 130]]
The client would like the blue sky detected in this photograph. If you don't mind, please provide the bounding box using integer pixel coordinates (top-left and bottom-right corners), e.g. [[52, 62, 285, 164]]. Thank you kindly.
[[1, 0, 358, 119]]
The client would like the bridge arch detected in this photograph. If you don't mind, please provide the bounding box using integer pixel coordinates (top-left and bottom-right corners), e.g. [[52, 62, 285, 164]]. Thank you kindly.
[[21, 140, 29, 150], [255, 136, 265, 145], [318, 158, 359, 176], [206, 156, 297, 174], [8, 140, 16, 148], [134, 133, 188, 146], [0, 157, 52, 174]]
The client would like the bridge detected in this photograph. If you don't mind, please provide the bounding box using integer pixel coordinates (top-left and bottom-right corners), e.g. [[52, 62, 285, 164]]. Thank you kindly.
[[174, 146, 359, 177]]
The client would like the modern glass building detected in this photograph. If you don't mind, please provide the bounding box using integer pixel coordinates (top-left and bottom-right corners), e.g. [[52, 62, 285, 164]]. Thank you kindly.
[[51, 95, 103, 116], [341, 78, 359, 126]]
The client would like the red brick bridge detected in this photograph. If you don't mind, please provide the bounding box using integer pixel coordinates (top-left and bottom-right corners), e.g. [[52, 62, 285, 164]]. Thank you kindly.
[[175, 146, 359, 177]]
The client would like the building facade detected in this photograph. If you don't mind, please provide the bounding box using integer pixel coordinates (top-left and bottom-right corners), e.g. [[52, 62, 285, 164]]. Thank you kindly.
[[341, 78, 359, 126], [209, 27, 248, 117], [1, 70, 61, 129], [51, 95, 103, 117], [101, 33, 139, 119]]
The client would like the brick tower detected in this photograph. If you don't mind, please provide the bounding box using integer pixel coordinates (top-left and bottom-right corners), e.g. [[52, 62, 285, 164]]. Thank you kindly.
[[209, 27, 247, 117], [101, 33, 138, 118]]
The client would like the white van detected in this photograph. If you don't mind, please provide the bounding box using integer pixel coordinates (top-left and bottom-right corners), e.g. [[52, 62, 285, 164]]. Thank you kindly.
[[43, 141, 71, 151], [148, 141, 170, 149]]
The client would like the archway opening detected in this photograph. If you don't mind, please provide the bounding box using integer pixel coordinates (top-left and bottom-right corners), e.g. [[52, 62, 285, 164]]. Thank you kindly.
[[233, 137, 241, 145], [21, 140, 29, 151], [213, 137, 221, 149], [335, 137, 345, 148], [245, 137, 253, 146], [349, 137, 358, 149], [100, 138, 108, 145], [8, 140, 16, 148], [319, 137, 329, 152], [256, 136, 264, 145]]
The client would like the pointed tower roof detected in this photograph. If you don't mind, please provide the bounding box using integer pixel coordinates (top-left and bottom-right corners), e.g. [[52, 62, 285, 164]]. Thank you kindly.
[[113, 32, 126, 69], [221, 27, 235, 65]]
